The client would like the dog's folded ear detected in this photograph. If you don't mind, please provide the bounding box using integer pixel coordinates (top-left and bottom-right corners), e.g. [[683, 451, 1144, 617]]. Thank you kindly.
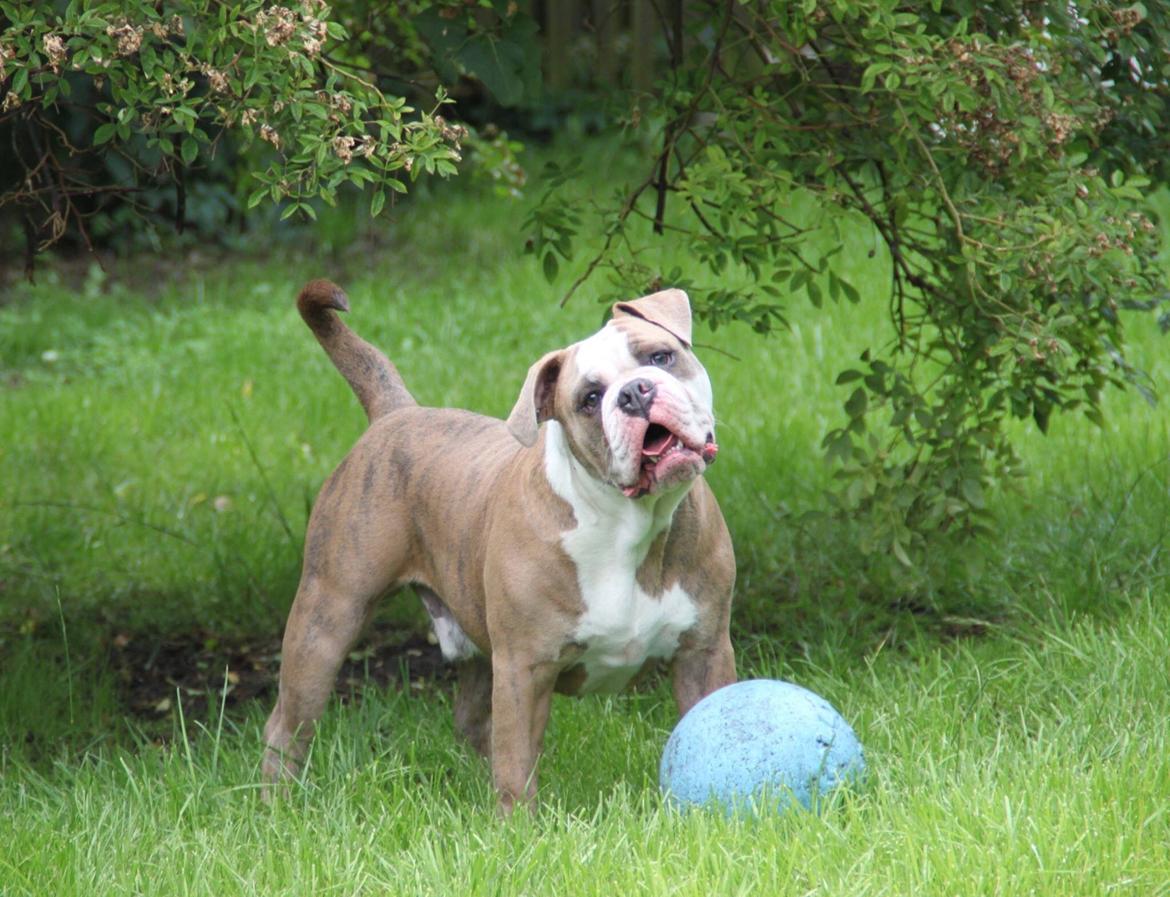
[[611, 288, 693, 347], [506, 349, 566, 446]]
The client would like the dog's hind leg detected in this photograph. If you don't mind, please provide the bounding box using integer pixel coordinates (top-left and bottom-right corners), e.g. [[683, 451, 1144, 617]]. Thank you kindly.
[[414, 585, 492, 757], [262, 573, 376, 791], [453, 656, 493, 758]]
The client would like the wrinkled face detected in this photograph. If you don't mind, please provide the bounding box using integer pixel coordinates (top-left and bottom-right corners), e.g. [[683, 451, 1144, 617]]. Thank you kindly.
[[550, 316, 718, 499]]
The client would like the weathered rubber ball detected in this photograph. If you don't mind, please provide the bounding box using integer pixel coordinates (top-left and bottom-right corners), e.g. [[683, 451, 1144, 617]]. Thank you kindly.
[[660, 679, 866, 815]]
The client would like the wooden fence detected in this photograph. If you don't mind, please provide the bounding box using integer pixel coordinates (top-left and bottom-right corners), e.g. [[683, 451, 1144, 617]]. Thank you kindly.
[[533, 1, 678, 90]]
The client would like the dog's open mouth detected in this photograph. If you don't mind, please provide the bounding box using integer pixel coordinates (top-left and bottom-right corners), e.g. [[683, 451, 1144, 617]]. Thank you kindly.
[[620, 424, 718, 498], [642, 423, 679, 460]]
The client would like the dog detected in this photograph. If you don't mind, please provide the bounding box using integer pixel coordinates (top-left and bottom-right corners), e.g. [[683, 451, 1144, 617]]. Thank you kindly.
[[262, 279, 736, 811]]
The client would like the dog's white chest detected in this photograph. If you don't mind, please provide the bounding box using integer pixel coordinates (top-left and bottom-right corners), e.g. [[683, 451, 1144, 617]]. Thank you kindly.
[[571, 574, 697, 693], [544, 422, 698, 693]]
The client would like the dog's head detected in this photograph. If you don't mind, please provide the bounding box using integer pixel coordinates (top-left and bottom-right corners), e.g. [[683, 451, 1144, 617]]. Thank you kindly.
[[507, 289, 718, 499]]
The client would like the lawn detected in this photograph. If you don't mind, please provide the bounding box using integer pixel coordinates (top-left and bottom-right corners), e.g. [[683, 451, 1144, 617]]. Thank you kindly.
[[1, 162, 1168, 896]]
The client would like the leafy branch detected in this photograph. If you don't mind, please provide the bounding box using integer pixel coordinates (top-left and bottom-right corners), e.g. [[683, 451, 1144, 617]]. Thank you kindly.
[[525, 0, 1169, 561]]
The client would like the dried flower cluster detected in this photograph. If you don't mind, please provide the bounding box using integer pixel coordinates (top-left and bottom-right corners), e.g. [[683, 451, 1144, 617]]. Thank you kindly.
[[257, 6, 297, 47], [331, 134, 356, 163], [302, 18, 327, 57], [929, 39, 1105, 174], [434, 115, 470, 146], [107, 21, 144, 57], [202, 65, 230, 94], [315, 90, 353, 124], [42, 34, 68, 72], [331, 133, 377, 163], [1088, 211, 1155, 258], [434, 115, 469, 161], [259, 123, 282, 150], [1104, 6, 1145, 42], [158, 71, 193, 97], [251, 5, 330, 57]]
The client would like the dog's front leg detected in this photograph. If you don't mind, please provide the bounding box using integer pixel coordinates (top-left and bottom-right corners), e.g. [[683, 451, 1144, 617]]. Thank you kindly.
[[488, 651, 557, 813], [671, 631, 737, 718]]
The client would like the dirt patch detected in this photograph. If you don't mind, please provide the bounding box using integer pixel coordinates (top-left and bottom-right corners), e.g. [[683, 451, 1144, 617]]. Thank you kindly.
[[106, 623, 453, 727]]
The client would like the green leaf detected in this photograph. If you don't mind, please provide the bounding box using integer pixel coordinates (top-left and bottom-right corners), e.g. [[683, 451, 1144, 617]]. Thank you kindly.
[[823, 430, 852, 464], [891, 538, 912, 567], [542, 251, 559, 283], [370, 189, 386, 218], [93, 123, 117, 146], [181, 136, 198, 165], [807, 281, 823, 308], [860, 62, 890, 93], [960, 478, 985, 509], [845, 387, 868, 419]]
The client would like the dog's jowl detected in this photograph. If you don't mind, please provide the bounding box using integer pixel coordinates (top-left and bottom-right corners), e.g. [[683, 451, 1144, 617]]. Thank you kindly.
[[262, 279, 736, 812]]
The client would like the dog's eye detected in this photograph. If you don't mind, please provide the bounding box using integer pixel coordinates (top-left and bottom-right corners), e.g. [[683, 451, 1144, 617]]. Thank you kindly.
[[580, 389, 602, 413], [649, 350, 674, 368]]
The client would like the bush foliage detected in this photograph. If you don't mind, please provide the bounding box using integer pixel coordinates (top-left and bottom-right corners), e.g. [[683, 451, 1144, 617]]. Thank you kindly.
[[3, 0, 1168, 559], [0, 0, 472, 258], [527, 1, 1170, 558]]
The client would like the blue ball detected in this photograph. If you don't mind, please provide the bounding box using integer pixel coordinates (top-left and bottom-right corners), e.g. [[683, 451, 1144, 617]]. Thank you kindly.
[[660, 679, 866, 815]]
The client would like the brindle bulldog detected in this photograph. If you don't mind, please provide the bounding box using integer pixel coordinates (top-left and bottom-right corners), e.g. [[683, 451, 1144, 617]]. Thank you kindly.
[[263, 279, 736, 811]]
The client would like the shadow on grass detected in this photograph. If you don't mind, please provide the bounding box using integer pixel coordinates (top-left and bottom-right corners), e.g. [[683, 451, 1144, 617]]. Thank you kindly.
[[0, 605, 452, 765], [6, 444, 1169, 766]]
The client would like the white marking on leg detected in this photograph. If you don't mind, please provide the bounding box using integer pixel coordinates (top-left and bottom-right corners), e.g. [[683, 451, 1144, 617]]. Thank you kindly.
[[418, 588, 480, 661]]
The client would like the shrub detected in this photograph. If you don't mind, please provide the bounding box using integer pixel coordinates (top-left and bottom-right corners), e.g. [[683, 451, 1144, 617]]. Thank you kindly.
[[0, 0, 466, 264], [526, 0, 1170, 559]]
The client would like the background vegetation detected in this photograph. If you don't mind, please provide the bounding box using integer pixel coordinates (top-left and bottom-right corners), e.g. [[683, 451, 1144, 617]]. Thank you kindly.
[[2, 167, 1168, 895], [5, 2, 1170, 556], [2, 3, 1169, 894]]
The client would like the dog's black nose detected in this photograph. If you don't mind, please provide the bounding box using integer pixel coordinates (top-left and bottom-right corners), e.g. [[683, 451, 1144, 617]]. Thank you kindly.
[[617, 378, 656, 418]]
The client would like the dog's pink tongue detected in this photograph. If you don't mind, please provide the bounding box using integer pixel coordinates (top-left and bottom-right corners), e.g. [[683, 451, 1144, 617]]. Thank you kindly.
[[643, 428, 674, 457], [702, 441, 719, 463]]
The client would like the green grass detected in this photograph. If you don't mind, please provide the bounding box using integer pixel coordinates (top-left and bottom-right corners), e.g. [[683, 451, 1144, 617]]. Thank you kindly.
[[2, 157, 1169, 895], [2, 599, 1167, 894]]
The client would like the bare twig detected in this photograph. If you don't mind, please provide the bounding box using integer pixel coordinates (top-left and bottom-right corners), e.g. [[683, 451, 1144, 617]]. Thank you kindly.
[[560, 171, 659, 307], [226, 403, 300, 558], [11, 500, 199, 546]]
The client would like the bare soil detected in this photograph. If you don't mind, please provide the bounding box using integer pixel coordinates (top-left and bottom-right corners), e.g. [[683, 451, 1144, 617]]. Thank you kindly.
[[106, 623, 453, 726]]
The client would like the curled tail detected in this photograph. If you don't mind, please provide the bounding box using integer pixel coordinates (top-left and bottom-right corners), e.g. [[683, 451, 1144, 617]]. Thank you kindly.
[[296, 279, 416, 422]]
